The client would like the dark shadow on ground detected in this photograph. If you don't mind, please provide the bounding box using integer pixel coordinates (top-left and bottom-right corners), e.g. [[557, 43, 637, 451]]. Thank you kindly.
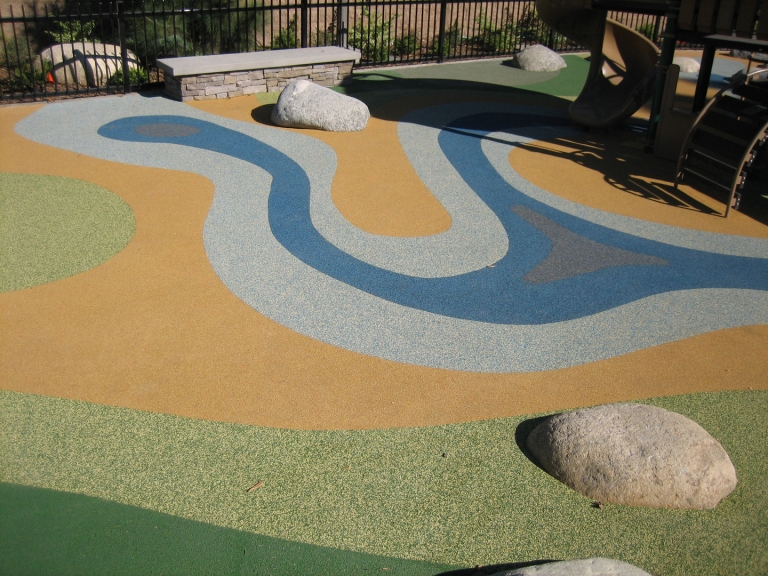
[[513, 133, 722, 216], [434, 559, 558, 575], [514, 415, 552, 471], [245, 72, 579, 129], [239, 69, 766, 228]]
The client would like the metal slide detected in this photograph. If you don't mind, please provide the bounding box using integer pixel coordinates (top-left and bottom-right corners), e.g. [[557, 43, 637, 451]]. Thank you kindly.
[[536, 0, 659, 128]]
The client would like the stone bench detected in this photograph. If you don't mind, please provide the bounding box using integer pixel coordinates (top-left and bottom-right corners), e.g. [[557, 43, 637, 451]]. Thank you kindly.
[[157, 46, 361, 102]]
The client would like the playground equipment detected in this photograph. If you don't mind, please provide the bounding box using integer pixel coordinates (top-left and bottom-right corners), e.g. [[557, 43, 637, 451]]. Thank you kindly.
[[538, 0, 766, 127], [536, 0, 661, 128], [674, 69, 768, 216]]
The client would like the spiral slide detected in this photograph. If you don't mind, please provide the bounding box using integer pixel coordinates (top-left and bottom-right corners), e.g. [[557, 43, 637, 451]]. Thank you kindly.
[[536, 0, 660, 128]]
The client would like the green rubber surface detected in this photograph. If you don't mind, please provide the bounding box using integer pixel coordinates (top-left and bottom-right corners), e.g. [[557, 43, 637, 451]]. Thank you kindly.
[[0, 173, 135, 292], [2, 390, 766, 575], [343, 55, 588, 98], [0, 483, 456, 576]]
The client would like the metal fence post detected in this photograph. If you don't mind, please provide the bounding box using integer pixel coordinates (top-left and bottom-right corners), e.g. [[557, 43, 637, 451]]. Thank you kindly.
[[117, 0, 130, 94], [301, 0, 308, 47], [437, 0, 447, 63], [337, 0, 348, 48]]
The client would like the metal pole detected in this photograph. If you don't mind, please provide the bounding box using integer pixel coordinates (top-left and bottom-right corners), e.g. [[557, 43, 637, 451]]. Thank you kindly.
[[437, 0, 447, 63], [117, 0, 130, 94], [692, 44, 716, 112], [646, 0, 679, 149], [337, 0, 348, 48], [301, 0, 308, 47]]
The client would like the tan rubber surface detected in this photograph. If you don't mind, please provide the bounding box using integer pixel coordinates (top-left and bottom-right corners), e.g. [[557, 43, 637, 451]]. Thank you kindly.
[[1, 97, 766, 430]]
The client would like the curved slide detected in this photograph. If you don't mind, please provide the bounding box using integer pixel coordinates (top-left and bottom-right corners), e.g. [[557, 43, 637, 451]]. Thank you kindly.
[[536, 0, 659, 128]]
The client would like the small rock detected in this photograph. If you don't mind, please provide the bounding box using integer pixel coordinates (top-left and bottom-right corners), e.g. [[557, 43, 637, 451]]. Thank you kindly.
[[513, 45, 567, 72], [731, 49, 753, 59], [271, 79, 369, 132], [491, 557, 652, 575], [673, 56, 700, 74], [526, 403, 737, 509]]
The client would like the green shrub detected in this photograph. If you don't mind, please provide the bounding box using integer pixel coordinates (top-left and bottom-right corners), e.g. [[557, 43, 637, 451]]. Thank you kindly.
[[107, 66, 149, 86], [514, 6, 543, 44], [474, 9, 515, 53], [393, 33, 419, 57], [272, 14, 298, 49], [313, 18, 336, 47], [0, 34, 51, 93], [430, 19, 462, 58], [188, 0, 265, 53], [46, 19, 99, 44], [635, 21, 657, 41], [130, 15, 193, 59], [349, 7, 396, 62]]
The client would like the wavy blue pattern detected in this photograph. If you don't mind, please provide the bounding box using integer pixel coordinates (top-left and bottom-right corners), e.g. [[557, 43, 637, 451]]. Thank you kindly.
[[98, 113, 768, 325]]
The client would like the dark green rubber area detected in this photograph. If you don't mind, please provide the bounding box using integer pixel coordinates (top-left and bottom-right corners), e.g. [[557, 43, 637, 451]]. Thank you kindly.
[[2, 390, 766, 575], [0, 483, 455, 575], [0, 173, 135, 292], [340, 55, 589, 99]]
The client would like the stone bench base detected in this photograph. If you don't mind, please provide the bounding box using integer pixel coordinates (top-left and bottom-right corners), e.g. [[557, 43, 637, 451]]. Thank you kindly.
[[157, 47, 360, 102], [164, 61, 354, 102]]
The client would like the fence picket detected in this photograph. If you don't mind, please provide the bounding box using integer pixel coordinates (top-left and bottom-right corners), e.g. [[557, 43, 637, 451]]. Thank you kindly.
[[0, 0, 668, 101]]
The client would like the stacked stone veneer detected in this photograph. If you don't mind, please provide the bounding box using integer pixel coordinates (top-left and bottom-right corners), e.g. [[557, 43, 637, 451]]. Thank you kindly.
[[164, 61, 354, 102]]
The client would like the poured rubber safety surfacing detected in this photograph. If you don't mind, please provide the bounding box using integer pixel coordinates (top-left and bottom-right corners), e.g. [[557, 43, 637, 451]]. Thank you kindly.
[[16, 95, 768, 372]]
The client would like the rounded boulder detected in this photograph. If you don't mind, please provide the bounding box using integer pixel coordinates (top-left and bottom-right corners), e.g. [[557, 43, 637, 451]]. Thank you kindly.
[[513, 44, 567, 72], [271, 79, 369, 132], [526, 403, 737, 509], [673, 56, 701, 74], [491, 558, 652, 576]]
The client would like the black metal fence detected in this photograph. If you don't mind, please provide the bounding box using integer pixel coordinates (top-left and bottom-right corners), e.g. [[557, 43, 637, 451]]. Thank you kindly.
[[0, 0, 665, 101]]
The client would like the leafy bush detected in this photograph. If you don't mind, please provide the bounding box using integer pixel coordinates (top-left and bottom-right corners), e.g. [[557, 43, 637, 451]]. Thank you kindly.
[[0, 34, 51, 93], [635, 22, 657, 42], [107, 66, 149, 86], [130, 16, 193, 59], [313, 18, 337, 47], [430, 19, 462, 58], [349, 7, 396, 62], [128, 0, 265, 58], [188, 0, 265, 53], [272, 14, 298, 49], [474, 9, 515, 53], [514, 6, 544, 44], [46, 19, 99, 43], [392, 33, 419, 57]]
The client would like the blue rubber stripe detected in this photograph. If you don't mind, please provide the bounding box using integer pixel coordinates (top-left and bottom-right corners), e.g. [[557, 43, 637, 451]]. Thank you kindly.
[[98, 113, 768, 325]]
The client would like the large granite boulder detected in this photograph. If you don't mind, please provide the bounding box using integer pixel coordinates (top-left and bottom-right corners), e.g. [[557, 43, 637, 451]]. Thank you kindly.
[[492, 558, 652, 576], [673, 56, 700, 74], [526, 403, 737, 509], [40, 43, 139, 87], [513, 44, 567, 72], [271, 79, 369, 132]]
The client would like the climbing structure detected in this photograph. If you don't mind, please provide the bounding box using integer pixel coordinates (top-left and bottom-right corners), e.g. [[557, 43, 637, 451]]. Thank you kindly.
[[675, 69, 768, 216]]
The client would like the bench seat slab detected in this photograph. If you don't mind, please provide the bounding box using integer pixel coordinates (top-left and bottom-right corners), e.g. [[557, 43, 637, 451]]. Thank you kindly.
[[159, 48, 360, 102]]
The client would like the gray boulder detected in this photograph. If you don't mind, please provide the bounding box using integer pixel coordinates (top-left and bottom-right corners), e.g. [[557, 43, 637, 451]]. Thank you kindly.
[[513, 45, 567, 72], [271, 79, 369, 132], [40, 43, 139, 87], [492, 558, 651, 576], [526, 403, 737, 509], [672, 56, 700, 74]]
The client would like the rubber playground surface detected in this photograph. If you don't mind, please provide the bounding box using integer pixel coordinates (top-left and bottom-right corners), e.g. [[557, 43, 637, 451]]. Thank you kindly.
[[1, 55, 767, 575]]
